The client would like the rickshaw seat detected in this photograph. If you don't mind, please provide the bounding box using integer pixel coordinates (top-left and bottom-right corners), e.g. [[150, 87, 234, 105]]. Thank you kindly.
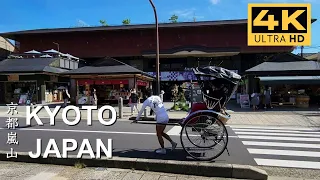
[[190, 102, 208, 113]]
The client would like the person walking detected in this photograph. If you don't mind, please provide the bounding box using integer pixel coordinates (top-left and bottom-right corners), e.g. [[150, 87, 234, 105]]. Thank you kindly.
[[92, 88, 98, 106], [159, 90, 165, 102], [62, 88, 70, 107], [129, 89, 139, 115], [251, 91, 259, 111], [264, 86, 273, 109], [132, 91, 177, 155]]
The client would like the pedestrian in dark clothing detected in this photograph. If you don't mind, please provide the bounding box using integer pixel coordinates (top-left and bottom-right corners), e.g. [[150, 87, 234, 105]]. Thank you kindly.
[[62, 89, 70, 107], [129, 89, 139, 115], [264, 86, 273, 109]]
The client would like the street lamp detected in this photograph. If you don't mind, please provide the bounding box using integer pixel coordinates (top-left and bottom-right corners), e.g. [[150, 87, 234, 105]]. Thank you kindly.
[[148, 0, 160, 95], [53, 42, 60, 52]]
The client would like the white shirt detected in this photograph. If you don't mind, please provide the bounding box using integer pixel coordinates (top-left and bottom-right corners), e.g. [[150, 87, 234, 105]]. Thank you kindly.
[[136, 95, 166, 120]]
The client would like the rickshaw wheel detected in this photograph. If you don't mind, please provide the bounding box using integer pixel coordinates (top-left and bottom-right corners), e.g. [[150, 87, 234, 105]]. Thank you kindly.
[[180, 111, 229, 161]]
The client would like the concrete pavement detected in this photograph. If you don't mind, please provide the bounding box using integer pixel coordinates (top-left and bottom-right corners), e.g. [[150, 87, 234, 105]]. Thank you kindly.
[[0, 161, 244, 180], [1, 116, 320, 170], [0, 118, 255, 165], [0, 102, 320, 127], [0, 161, 319, 180]]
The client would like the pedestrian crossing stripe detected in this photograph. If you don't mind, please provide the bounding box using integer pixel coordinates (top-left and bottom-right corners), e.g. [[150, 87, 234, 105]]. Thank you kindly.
[[242, 141, 320, 149], [236, 131, 320, 138], [238, 135, 320, 142], [229, 125, 320, 131], [232, 128, 320, 134], [247, 148, 320, 157], [231, 125, 320, 170], [254, 159, 320, 169]]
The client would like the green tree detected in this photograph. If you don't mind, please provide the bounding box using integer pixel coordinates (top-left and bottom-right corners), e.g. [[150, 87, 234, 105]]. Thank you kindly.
[[99, 20, 108, 26], [122, 19, 131, 25], [169, 14, 178, 23]]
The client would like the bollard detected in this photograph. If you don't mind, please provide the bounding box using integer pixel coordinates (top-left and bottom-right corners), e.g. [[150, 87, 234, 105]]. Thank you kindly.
[[118, 97, 123, 119], [144, 109, 147, 117], [109, 109, 113, 119]]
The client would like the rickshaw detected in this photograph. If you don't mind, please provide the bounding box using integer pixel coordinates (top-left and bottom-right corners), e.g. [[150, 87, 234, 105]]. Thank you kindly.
[[132, 65, 241, 161], [178, 66, 241, 161]]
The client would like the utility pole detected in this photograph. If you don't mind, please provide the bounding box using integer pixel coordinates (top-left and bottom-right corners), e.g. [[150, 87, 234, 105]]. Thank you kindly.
[[148, 0, 160, 95]]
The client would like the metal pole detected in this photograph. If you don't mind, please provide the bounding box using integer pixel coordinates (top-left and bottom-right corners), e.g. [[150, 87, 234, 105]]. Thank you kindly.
[[190, 80, 193, 109], [148, 0, 160, 95], [53, 42, 60, 52]]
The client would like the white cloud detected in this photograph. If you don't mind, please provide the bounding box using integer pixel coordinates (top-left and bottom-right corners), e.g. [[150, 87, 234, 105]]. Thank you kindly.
[[210, 0, 220, 4], [171, 8, 204, 20], [76, 19, 90, 27]]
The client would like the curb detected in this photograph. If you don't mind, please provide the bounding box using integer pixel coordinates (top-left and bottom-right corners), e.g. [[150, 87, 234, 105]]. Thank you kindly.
[[0, 151, 268, 180]]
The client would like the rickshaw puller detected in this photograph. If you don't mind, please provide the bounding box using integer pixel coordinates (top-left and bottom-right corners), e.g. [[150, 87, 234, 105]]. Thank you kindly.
[[133, 93, 177, 154]]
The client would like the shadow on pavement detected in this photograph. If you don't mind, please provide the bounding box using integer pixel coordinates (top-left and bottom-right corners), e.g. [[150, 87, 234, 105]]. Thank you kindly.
[[1, 120, 51, 129], [303, 113, 320, 117], [109, 148, 226, 163]]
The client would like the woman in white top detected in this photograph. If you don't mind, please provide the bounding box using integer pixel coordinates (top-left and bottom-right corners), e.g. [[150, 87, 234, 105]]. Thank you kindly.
[[133, 92, 177, 154]]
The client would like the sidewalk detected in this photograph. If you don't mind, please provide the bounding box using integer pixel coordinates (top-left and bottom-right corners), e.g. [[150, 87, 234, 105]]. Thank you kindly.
[[0, 161, 238, 180], [166, 111, 320, 127], [0, 102, 319, 127], [1, 161, 319, 180]]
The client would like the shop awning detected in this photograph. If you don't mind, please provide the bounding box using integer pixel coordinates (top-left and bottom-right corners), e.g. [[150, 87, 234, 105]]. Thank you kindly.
[[258, 76, 320, 85]]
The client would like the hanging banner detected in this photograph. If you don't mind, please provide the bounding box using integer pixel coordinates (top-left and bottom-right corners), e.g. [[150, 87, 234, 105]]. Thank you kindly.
[[147, 70, 238, 81]]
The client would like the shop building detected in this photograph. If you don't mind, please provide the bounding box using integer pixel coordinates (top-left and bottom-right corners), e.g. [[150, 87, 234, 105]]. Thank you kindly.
[[0, 51, 79, 105], [63, 57, 154, 105], [0, 36, 15, 60], [0, 19, 317, 101], [246, 53, 320, 107]]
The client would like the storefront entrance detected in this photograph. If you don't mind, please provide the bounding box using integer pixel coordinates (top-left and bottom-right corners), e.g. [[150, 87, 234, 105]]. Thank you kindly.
[[2, 81, 38, 104], [44, 81, 69, 103], [77, 79, 131, 105]]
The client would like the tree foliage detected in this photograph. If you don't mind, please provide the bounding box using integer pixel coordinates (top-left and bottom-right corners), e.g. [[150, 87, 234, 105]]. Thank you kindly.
[[169, 14, 178, 23], [99, 20, 108, 26], [122, 19, 131, 25], [171, 84, 189, 111]]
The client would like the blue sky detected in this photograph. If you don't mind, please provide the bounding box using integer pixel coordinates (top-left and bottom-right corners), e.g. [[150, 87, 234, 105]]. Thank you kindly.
[[1, 0, 319, 54]]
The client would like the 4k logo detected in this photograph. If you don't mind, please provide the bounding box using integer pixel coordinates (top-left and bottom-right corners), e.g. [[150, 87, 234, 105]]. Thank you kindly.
[[248, 4, 311, 46]]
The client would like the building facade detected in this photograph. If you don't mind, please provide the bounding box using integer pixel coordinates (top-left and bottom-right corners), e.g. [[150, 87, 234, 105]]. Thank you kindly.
[[1, 19, 301, 101]]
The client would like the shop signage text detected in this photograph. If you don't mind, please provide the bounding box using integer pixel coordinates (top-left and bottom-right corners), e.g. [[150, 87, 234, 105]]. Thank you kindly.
[[248, 3, 311, 46]]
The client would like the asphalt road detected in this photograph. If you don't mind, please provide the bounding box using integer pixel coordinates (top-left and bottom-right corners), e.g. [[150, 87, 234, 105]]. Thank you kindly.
[[1, 117, 320, 170]]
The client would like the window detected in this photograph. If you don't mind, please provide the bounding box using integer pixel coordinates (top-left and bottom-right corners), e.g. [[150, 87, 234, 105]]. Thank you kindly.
[[74, 62, 79, 69], [70, 61, 74, 69], [60, 59, 65, 68], [65, 59, 70, 69]]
